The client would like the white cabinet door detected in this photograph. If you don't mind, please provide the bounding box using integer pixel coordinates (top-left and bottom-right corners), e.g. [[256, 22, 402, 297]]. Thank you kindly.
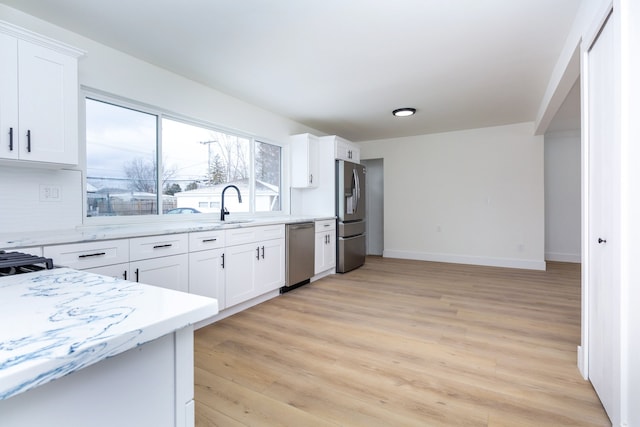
[[130, 254, 189, 292], [291, 133, 319, 188], [255, 238, 285, 293], [44, 239, 129, 270], [0, 33, 18, 160], [189, 248, 226, 309], [314, 232, 326, 274], [334, 136, 360, 163], [314, 220, 336, 274], [225, 242, 258, 308], [0, 25, 80, 166], [84, 263, 130, 281], [17, 40, 78, 165], [315, 231, 336, 274]]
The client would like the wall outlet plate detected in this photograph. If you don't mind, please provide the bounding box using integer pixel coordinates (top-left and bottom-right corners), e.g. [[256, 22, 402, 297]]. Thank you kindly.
[[40, 185, 62, 202]]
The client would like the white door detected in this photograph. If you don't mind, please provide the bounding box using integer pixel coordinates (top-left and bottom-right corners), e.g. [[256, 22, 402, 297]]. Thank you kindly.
[[587, 11, 619, 424]]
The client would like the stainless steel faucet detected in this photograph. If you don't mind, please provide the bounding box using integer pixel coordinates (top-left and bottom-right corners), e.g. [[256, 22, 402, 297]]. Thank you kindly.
[[220, 185, 242, 220]]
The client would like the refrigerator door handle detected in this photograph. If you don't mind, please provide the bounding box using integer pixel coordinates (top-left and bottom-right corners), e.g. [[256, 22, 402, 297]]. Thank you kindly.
[[353, 168, 360, 213]]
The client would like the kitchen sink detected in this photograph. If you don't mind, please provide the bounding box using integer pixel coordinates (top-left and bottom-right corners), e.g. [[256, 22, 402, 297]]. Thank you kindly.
[[212, 219, 254, 225]]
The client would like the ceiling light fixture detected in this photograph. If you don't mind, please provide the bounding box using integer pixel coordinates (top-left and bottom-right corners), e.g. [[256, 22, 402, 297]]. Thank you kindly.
[[392, 108, 416, 117]]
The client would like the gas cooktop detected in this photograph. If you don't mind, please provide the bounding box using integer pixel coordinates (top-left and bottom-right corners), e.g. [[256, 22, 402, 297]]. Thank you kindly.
[[0, 251, 54, 276]]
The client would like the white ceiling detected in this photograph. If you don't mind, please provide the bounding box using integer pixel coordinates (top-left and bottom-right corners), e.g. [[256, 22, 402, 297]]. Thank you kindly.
[[2, 0, 581, 142]]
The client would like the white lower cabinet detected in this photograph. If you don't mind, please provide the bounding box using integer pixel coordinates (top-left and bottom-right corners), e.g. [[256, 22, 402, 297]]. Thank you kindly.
[[189, 248, 226, 309], [39, 224, 289, 314], [255, 237, 285, 294], [84, 263, 129, 280], [314, 220, 336, 274], [130, 254, 189, 293], [44, 239, 130, 279], [225, 242, 259, 307], [129, 234, 189, 292], [188, 230, 226, 308], [224, 225, 285, 308]]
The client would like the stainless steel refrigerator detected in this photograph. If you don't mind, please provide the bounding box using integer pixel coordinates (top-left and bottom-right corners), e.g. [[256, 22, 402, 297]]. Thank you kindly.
[[336, 160, 366, 272]]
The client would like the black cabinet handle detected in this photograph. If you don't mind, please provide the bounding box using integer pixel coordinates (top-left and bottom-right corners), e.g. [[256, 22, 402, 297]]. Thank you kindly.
[[256, 246, 260, 260], [123, 270, 127, 280], [261, 246, 265, 259], [202, 238, 217, 243], [8, 127, 13, 151], [221, 253, 225, 268], [135, 268, 139, 282], [598, 238, 607, 244], [26, 130, 31, 152], [153, 243, 172, 249], [78, 252, 106, 258]]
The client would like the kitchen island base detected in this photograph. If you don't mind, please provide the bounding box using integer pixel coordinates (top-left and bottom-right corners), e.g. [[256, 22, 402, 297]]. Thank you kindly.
[[0, 327, 195, 427]]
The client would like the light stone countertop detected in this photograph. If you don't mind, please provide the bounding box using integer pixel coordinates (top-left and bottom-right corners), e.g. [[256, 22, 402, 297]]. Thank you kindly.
[[0, 268, 218, 401], [0, 215, 335, 249]]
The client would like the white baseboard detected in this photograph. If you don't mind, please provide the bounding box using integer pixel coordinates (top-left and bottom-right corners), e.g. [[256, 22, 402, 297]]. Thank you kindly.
[[577, 345, 588, 380], [311, 268, 335, 282], [545, 252, 581, 263], [383, 249, 546, 271], [194, 289, 280, 329]]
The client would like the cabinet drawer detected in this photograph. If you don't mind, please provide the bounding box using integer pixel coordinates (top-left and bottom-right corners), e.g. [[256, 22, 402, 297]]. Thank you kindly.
[[315, 219, 336, 233], [225, 224, 284, 246], [189, 230, 225, 252], [129, 233, 188, 261], [44, 240, 129, 269]]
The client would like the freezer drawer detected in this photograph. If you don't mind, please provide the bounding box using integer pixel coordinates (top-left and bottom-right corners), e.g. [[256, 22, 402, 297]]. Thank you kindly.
[[337, 234, 365, 273]]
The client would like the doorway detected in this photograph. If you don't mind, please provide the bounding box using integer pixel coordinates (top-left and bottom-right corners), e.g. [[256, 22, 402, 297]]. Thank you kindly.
[[361, 159, 383, 256]]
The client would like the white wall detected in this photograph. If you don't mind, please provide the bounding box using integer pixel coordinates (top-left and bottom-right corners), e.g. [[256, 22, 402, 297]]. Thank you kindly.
[[0, 4, 321, 233], [544, 130, 581, 262], [360, 122, 545, 270]]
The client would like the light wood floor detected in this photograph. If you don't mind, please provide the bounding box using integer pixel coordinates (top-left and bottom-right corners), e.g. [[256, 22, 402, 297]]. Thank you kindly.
[[194, 256, 610, 426]]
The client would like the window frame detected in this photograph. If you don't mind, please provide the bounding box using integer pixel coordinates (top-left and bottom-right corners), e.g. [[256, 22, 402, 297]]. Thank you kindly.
[[82, 89, 285, 225]]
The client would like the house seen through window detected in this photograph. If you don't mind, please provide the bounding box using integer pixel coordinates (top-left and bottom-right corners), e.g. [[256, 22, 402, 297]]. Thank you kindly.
[[85, 97, 282, 218]]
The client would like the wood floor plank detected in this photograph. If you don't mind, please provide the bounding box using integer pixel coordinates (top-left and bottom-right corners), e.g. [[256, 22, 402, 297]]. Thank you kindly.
[[194, 257, 610, 426]]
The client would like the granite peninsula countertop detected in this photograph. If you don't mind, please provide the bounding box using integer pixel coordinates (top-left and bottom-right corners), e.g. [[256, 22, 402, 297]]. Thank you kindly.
[[0, 268, 218, 400], [0, 215, 335, 249]]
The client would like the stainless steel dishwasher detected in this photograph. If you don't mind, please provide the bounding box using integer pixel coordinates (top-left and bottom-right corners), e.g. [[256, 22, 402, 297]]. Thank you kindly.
[[283, 222, 315, 291]]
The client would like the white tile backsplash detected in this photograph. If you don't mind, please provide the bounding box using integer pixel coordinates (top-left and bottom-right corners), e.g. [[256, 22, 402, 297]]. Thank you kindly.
[[0, 166, 82, 233]]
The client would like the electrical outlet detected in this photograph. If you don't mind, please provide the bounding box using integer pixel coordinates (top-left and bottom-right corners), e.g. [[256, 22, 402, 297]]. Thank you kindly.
[[40, 185, 61, 201]]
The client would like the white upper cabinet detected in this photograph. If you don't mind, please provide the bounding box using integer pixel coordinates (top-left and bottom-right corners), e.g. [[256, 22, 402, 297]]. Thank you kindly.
[[290, 133, 319, 188], [334, 136, 360, 163], [0, 22, 83, 166]]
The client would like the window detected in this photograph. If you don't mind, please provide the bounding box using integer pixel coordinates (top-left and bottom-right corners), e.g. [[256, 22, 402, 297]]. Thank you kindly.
[[86, 99, 158, 216], [255, 141, 281, 212], [85, 96, 282, 218]]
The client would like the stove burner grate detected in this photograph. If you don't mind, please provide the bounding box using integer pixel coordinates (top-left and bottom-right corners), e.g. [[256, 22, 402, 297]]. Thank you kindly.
[[0, 250, 54, 276]]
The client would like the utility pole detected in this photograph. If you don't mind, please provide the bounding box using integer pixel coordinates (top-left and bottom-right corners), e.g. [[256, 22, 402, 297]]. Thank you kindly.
[[199, 140, 216, 185]]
